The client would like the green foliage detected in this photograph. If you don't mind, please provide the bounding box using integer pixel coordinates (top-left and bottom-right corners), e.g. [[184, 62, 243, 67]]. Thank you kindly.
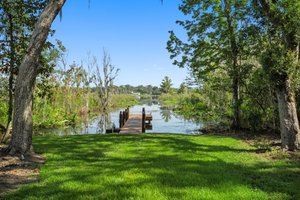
[[0, 76, 8, 125], [159, 70, 232, 125], [32, 88, 138, 128], [261, 45, 298, 87], [197, 69, 232, 124], [160, 76, 173, 94], [116, 84, 161, 95], [159, 93, 183, 107], [167, 0, 250, 76], [88, 93, 100, 111], [175, 92, 206, 122], [177, 82, 188, 94], [3, 134, 300, 199], [0, 0, 48, 72], [0, 101, 8, 126], [240, 68, 278, 131], [167, 0, 300, 132], [30, 46, 140, 128], [159, 90, 226, 124], [33, 99, 67, 128], [254, 0, 300, 88], [0, 0, 53, 131], [110, 94, 138, 109], [167, 0, 255, 129]]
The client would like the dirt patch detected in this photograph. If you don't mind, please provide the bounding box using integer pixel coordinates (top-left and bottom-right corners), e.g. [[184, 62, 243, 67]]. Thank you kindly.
[[0, 145, 44, 196]]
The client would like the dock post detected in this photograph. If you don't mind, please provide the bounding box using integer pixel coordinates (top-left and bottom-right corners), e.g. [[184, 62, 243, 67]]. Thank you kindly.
[[127, 107, 130, 120], [142, 107, 145, 133], [122, 111, 126, 127], [119, 111, 123, 128], [125, 107, 129, 121]]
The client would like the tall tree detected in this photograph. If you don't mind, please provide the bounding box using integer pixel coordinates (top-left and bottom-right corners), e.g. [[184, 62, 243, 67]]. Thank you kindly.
[[254, 0, 300, 150], [167, 0, 251, 129], [96, 68, 117, 133], [160, 76, 173, 94], [5, 0, 66, 157], [0, 0, 47, 142], [178, 82, 188, 94]]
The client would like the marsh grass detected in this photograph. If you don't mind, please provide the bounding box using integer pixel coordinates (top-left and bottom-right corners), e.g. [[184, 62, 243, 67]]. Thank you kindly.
[[3, 134, 300, 200]]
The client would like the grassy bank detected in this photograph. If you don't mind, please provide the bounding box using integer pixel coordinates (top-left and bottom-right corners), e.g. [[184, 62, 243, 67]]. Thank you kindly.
[[110, 94, 138, 109], [3, 134, 300, 200]]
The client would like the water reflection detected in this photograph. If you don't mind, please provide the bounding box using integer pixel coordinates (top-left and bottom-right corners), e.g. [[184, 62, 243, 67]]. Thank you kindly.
[[160, 109, 172, 122], [34, 102, 202, 136]]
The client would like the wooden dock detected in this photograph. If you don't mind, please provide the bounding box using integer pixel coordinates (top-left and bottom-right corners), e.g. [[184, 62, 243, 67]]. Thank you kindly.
[[119, 114, 152, 134], [119, 114, 143, 133], [106, 107, 152, 134]]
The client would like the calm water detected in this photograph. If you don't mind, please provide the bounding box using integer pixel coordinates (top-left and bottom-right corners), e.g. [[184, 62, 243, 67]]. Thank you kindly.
[[34, 103, 202, 136]]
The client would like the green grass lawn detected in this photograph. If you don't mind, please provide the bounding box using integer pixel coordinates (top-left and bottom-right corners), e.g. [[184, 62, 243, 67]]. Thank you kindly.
[[3, 134, 300, 200]]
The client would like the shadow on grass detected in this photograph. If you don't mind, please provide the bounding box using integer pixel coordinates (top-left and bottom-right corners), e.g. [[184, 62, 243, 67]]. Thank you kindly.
[[3, 134, 300, 200]]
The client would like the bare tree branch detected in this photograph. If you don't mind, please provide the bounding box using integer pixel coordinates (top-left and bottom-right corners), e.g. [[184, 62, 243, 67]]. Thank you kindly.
[[94, 50, 119, 112]]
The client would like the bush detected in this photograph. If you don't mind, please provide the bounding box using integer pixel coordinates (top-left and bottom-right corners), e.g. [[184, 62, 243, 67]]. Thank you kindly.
[[159, 93, 184, 107], [175, 93, 206, 121]]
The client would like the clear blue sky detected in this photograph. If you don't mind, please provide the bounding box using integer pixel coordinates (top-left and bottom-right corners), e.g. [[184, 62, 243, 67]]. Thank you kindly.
[[49, 0, 187, 88]]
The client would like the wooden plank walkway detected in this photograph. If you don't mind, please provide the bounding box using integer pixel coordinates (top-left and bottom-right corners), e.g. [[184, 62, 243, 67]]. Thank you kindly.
[[119, 114, 143, 134], [119, 114, 152, 134]]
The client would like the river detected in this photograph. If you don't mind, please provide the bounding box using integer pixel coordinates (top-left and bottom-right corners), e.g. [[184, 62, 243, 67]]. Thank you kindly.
[[34, 103, 202, 136]]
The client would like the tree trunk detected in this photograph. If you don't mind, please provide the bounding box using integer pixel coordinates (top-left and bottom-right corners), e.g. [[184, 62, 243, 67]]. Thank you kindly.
[[224, 0, 241, 130], [276, 78, 300, 150], [7, 0, 66, 156], [232, 73, 240, 129]]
